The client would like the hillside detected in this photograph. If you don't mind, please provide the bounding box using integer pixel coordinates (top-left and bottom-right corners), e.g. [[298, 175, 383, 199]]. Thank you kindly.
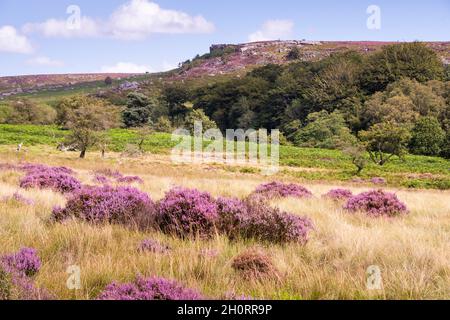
[[0, 73, 139, 98], [174, 40, 450, 80], [1, 40, 449, 101]]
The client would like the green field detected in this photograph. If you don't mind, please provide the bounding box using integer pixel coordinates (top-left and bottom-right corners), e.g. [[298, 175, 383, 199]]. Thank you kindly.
[[1, 124, 449, 190]]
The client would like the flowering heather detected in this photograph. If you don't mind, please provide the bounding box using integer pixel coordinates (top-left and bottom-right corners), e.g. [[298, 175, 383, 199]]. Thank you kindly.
[[371, 177, 387, 185], [52, 185, 155, 228], [117, 176, 144, 184], [156, 187, 218, 238], [92, 174, 110, 185], [344, 190, 409, 217], [1, 192, 34, 206], [252, 181, 312, 200], [240, 199, 313, 244], [323, 189, 353, 201], [94, 168, 123, 179], [19, 163, 74, 175], [98, 276, 203, 300], [216, 197, 249, 239], [20, 168, 81, 194], [231, 249, 279, 281], [139, 239, 171, 254], [1, 248, 41, 277]]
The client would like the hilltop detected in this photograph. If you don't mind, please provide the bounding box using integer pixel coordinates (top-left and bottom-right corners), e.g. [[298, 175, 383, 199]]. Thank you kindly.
[[1, 40, 449, 100]]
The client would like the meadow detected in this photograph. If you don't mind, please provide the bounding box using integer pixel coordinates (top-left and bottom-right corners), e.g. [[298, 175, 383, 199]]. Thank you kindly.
[[1, 124, 449, 190], [0, 146, 449, 300]]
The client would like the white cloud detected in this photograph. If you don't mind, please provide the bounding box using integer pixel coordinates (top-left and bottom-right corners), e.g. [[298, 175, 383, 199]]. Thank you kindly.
[[0, 25, 33, 54], [161, 60, 178, 72], [23, 17, 102, 39], [26, 56, 64, 67], [23, 0, 214, 40], [100, 62, 152, 73], [248, 20, 294, 42]]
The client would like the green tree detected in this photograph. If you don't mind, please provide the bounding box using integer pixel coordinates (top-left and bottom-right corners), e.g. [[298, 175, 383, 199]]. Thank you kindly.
[[286, 47, 301, 60], [409, 117, 445, 156], [360, 122, 412, 166], [5, 99, 56, 125], [362, 42, 444, 93], [63, 96, 121, 158], [123, 92, 153, 128], [293, 110, 356, 149], [184, 109, 217, 135]]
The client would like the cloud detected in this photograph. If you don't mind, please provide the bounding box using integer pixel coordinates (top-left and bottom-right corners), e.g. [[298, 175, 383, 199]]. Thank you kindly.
[[0, 25, 33, 54], [23, 17, 102, 39], [248, 20, 294, 42], [100, 62, 152, 73], [26, 56, 64, 67], [23, 0, 214, 40]]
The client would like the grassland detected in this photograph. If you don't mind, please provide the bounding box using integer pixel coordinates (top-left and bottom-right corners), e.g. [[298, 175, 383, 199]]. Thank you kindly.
[[0, 147, 449, 300], [1, 124, 449, 190]]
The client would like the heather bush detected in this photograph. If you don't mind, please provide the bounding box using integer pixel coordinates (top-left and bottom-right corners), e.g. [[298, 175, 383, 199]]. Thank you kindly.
[[92, 174, 110, 185], [156, 187, 218, 238], [94, 168, 123, 179], [323, 189, 353, 201], [117, 176, 144, 184], [344, 190, 409, 217], [1, 248, 41, 277], [98, 276, 203, 300], [252, 181, 312, 200], [244, 199, 314, 244], [371, 177, 387, 185], [52, 185, 155, 228], [0, 248, 49, 300], [215, 197, 249, 239], [1, 192, 34, 206], [20, 165, 81, 194], [231, 249, 279, 281], [139, 239, 170, 254]]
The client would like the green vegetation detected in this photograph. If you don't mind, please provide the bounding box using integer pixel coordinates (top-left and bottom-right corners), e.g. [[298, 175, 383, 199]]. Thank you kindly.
[[1, 124, 449, 190]]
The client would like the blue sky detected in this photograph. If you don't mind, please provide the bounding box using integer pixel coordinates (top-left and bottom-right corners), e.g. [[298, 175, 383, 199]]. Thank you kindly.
[[0, 0, 449, 76]]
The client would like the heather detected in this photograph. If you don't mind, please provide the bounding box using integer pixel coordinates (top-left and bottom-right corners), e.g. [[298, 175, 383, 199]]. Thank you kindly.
[[1, 192, 34, 206], [98, 276, 203, 300], [0, 248, 49, 300], [1, 248, 41, 277], [323, 189, 353, 201], [19, 164, 81, 194], [52, 185, 155, 227], [117, 176, 144, 184], [252, 181, 312, 200], [156, 187, 218, 238], [344, 190, 409, 217], [139, 239, 171, 254], [231, 249, 279, 281]]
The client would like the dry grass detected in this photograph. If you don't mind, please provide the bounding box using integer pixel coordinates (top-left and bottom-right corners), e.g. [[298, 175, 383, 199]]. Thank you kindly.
[[0, 147, 449, 300]]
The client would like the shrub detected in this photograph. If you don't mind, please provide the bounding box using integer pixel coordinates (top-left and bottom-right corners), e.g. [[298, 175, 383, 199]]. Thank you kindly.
[[371, 177, 387, 185], [216, 197, 249, 239], [98, 276, 203, 300], [139, 239, 170, 254], [1, 248, 41, 277], [217, 197, 313, 244], [231, 249, 279, 281], [19, 164, 79, 194], [241, 200, 314, 244], [156, 187, 218, 238], [344, 190, 409, 217], [1, 192, 34, 206], [52, 185, 155, 228], [252, 181, 312, 200], [92, 174, 110, 185], [94, 168, 123, 179], [323, 189, 353, 201], [117, 176, 144, 184]]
